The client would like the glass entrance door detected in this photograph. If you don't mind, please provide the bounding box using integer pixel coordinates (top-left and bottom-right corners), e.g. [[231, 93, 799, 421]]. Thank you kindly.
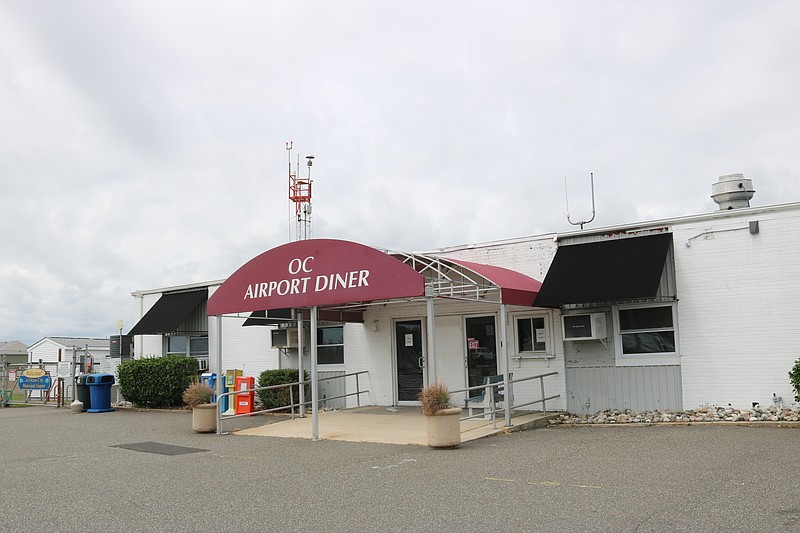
[[395, 319, 425, 403], [465, 316, 498, 398]]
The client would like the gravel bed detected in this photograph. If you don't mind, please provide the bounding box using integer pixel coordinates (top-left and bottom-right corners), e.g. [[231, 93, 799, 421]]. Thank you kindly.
[[552, 404, 800, 425]]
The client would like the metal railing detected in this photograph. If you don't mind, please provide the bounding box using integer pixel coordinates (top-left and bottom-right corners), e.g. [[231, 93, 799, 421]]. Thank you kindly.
[[215, 370, 369, 433], [451, 371, 560, 429]]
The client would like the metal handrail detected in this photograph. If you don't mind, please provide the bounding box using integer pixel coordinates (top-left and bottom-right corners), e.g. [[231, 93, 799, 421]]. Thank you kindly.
[[215, 370, 370, 432], [451, 371, 560, 428]]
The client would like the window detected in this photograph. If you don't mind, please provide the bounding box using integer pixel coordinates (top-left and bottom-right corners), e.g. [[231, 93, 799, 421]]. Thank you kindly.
[[317, 326, 344, 365], [515, 316, 549, 355], [166, 336, 187, 355], [617, 305, 676, 355], [189, 337, 208, 356], [166, 335, 209, 357]]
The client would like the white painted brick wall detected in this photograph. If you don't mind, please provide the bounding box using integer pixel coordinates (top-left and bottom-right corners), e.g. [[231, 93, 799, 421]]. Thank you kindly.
[[674, 209, 800, 408]]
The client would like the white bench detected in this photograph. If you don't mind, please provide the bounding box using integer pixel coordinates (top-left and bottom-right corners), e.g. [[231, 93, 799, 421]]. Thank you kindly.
[[466, 374, 506, 418]]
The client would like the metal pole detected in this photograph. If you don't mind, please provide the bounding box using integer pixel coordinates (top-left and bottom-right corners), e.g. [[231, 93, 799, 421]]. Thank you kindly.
[[426, 295, 436, 383], [57, 349, 62, 408], [310, 306, 319, 441], [540, 376, 546, 412], [71, 347, 77, 401], [500, 303, 512, 427], [297, 312, 305, 417], [215, 315, 223, 435], [1, 354, 7, 407]]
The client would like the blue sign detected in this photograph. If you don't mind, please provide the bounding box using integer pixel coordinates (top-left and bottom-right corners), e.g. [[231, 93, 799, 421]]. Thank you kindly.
[[18, 375, 52, 390]]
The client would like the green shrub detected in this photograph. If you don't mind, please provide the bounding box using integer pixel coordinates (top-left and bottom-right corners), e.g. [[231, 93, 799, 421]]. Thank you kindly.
[[257, 369, 309, 411], [117, 355, 199, 408], [789, 358, 800, 402]]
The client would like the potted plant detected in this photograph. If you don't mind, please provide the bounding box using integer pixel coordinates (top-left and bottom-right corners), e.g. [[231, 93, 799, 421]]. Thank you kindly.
[[419, 383, 462, 448], [183, 382, 216, 433]]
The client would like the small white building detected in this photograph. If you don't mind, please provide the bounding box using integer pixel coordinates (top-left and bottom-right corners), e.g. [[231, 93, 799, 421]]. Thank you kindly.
[[28, 337, 112, 374], [129, 175, 800, 413]]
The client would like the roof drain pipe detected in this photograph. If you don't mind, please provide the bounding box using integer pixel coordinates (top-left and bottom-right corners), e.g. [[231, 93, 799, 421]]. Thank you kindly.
[[500, 304, 512, 428], [297, 312, 305, 418], [310, 306, 319, 441]]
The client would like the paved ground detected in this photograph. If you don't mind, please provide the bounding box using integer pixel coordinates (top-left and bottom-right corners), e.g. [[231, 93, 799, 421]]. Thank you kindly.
[[2, 406, 799, 532]]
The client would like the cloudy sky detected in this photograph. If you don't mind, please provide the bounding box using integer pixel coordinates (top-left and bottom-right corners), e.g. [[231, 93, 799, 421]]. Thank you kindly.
[[2, 1, 799, 345]]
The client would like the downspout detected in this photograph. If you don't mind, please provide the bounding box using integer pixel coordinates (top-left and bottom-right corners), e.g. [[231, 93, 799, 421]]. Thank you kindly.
[[297, 312, 305, 417]]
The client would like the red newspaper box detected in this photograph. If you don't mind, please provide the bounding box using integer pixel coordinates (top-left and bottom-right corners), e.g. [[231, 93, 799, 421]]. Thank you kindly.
[[235, 375, 255, 415]]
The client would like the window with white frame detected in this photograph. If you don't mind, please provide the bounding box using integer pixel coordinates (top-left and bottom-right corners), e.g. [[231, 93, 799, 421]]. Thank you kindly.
[[166, 335, 209, 357], [317, 326, 344, 365], [616, 304, 676, 355], [515, 315, 549, 355]]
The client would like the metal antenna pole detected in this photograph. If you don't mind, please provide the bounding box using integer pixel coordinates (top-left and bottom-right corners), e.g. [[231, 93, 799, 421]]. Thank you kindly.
[[565, 172, 597, 229]]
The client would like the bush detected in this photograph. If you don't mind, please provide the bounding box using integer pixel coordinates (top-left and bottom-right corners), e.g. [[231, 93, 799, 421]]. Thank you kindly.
[[257, 369, 309, 411], [117, 355, 199, 408], [789, 358, 800, 402]]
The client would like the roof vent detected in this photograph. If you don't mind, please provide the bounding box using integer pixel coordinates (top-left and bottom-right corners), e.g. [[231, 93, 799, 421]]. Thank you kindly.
[[711, 173, 755, 210]]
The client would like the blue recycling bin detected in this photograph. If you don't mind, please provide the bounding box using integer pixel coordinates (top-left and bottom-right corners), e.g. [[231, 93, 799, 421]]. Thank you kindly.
[[200, 372, 217, 402], [86, 373, 115, 413]]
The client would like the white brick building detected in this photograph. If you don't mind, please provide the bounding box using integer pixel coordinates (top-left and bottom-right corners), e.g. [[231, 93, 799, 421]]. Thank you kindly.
[[129, 191, 800, 413]]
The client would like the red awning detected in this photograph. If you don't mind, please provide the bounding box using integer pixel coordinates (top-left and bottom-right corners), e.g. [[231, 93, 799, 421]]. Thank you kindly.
[[207, 239, 426, 316], [445, 257, 542, 306]]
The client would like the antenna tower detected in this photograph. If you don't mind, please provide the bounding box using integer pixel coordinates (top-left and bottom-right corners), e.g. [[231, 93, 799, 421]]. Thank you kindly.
[[286, 141, 315, 241]]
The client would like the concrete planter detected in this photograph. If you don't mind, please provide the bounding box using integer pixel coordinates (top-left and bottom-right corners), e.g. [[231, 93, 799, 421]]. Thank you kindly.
[[192, 403, 217, 433], [425, 407, 462, 448]]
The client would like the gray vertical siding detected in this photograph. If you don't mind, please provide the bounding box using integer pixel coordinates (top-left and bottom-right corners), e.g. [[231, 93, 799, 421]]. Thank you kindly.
[[318, 370, 346, 409], [565, 365, 682, 414]]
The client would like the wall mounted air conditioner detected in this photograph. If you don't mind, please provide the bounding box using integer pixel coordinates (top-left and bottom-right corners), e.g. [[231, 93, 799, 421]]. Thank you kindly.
[[271, 328, 300, 349], [562, 313, 607, 341]]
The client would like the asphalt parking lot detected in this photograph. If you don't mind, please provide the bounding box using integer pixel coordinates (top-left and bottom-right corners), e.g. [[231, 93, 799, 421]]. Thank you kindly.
[[2, 406, 798, 532]]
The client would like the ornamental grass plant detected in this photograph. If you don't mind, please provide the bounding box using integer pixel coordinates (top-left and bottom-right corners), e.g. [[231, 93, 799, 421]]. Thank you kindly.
[[418, 382, 452, 416], [183, 382, 215, 408]]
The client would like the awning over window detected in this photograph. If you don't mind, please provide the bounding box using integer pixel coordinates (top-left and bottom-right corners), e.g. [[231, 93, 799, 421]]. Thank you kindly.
[[129, 289, 208, 335], [242, 309, 291, 327], [445, 258, 542, 307], [534, 233, 672, 307]]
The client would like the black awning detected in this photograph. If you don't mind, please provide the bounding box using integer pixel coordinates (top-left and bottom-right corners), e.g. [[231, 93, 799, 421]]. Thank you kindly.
[[129, 289, 208, 335], [534, 233, 672, 307], [242, 308, 364, 326], [242, 309, 293, 327]]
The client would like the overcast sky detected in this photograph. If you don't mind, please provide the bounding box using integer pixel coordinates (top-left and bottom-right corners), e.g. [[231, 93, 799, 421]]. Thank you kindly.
[[2, 1, 799, 345]]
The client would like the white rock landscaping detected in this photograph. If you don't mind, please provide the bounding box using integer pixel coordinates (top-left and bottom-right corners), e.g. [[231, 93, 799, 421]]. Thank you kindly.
[[551, 405, 800, 425]]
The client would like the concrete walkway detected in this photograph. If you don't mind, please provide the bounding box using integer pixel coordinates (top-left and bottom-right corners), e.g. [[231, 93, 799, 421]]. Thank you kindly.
[[234, 406, 557, 445]]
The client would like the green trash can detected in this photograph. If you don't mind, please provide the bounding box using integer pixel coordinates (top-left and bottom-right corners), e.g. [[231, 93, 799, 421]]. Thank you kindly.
[[75, 374, 92, 412]]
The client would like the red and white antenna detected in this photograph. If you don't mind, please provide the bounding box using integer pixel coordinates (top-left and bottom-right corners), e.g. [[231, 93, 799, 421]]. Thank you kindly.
[[286, 141, 315, 241]]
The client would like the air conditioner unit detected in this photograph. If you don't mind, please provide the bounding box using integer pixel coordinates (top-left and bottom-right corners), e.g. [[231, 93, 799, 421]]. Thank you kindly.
[[271, 328, 300, 349], [562, 313, 607, 341]]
